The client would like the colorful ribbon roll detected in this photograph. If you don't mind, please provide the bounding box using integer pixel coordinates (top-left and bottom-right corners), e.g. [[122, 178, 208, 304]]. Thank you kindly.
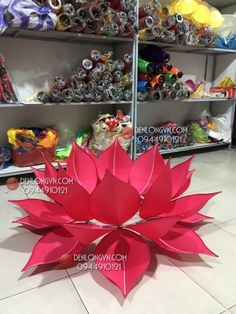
[[37, 91, 49, 103], [137, 91, 148, 101], [70, 17, 85, 32], [138, 73, 152, 81], [62, 3, 75, 16], [163, 73, 177, 84], [139, 16, 154, 29], [56, 13, 72, 31], [138, 80, 152, 92], [48, 0, 62, 14], [139, 4, 152, 18], [53, 77, 66, 90], [89, 6, 103, 21], [138, 58, 155, 74], [62, 88, 74, 102], [82, 59, 93, 71]]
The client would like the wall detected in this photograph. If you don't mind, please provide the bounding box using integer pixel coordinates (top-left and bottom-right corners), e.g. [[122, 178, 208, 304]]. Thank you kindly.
[[221, 4, 236, 14]]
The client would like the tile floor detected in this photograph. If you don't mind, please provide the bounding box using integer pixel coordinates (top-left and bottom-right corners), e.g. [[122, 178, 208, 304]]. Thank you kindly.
[[0, 148, 236, 314]]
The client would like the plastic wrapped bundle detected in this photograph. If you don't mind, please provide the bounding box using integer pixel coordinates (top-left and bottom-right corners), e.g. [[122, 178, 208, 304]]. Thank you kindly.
[[138, 0, 221, 48], [215, 14, 236, 50], [37, 50, 133, 103], [0, 0, 57, 33], [0, 54, 18, 103], [7, 127, 59, 166], [88, 110, 133, 155]]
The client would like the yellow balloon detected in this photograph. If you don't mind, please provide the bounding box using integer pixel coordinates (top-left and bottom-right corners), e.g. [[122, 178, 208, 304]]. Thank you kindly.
[[209, 9, 224, 28], [192, 3, 210, 24], [176, 0, 197, 15], [167, 0, 178, 14]]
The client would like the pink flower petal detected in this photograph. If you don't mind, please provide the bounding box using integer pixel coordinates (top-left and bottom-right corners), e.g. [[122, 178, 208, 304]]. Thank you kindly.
[[129, 145, 165, 195], [95, 229, 151, 297], [171, 156, 194, 198], [126, 217, 178, 240], [13, 215, 53, 230], [10, 199, 72, 225], [66, 141, 97, 194], [95, 140, 132, 182], [43, 156, 57, 179], [160, 192, 220, 219], [57, 165, 91, 221], [180, 213, 213, 224], [89, 172, 140, 225], [156, 225, 217, 256], [22, 227, 85, 271], [140, 160, 172, 219], [174, 170, 195, 199], [32, 165, 62, 204], [64, 223, 115, 245]]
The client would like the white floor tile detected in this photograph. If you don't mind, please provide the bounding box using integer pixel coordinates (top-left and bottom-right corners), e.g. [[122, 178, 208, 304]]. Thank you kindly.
[[0, 185, 28, 240], [217, 219, 236, 236], [69, 254, 224, 314], [0, 277, 88, 314], [200, 189, 236, 224], [168, 225, 236, 309], [229, 305, 236, 313], [0, 232, 68, 300]]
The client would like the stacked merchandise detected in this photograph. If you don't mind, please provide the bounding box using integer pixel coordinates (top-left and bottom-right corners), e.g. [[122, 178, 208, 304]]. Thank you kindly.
[[7, 127, 59, 167], [136, 112, 226, 153], [0, 54, 18, 103], [6, 110, 132, 166], [88, 110, 133, 155], [137, 45, 189, 101], [55, 110, 133, 160], [37, 50, 133, 103], [138, 0, 224, 48], [0, 0, 136, 37], [214, 14, 236, 50], [136, 121, 194, 153], [0, 147, 11, 169]]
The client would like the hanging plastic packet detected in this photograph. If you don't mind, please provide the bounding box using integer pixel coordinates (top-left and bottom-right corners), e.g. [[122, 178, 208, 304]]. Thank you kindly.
[[1, 0, 57, 33], [0, 53, 18, 103]]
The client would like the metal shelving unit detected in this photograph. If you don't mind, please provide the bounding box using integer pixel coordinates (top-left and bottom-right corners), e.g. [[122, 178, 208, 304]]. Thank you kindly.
[[0, 162, 66, 178], [136, 142, 228, 157], [3, 28, 133, 45], [138, 98, 235, 105], [0, 28, 135, 177], [133, 37, 236, 158], [0, 101, 131, 108], [139, 40, 236, 55], [0, 27, 236, 176]]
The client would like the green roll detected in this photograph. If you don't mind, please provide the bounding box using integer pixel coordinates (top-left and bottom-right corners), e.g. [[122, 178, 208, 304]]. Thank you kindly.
[[138, 58, 154, 74]]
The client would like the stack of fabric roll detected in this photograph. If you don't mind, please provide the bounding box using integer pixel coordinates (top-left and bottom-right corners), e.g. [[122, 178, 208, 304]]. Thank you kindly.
[[37, 50, 133, 103], [0, 0, 136, 37], [50, 0, 137, 36], [137, 45, 189, 102], [138, 0, 218, 47]]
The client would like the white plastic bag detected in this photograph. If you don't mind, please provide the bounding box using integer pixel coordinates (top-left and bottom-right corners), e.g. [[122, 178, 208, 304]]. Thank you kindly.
[[208, 108, 232, 142]]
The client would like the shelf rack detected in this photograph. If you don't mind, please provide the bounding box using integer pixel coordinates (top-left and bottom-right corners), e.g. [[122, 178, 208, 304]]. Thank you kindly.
[[136, 142, 228, 157], [0, 162, 66, 178], [139, 40, 236, 55], [0, 101, 132, 108], [3, 28, 133, 45], [137, 98, 235, 105], [0, 28, 236, 177]]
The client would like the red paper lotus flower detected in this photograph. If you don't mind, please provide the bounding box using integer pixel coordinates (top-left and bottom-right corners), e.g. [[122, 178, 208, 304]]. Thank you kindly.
[[11, 140, 219, 297]]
